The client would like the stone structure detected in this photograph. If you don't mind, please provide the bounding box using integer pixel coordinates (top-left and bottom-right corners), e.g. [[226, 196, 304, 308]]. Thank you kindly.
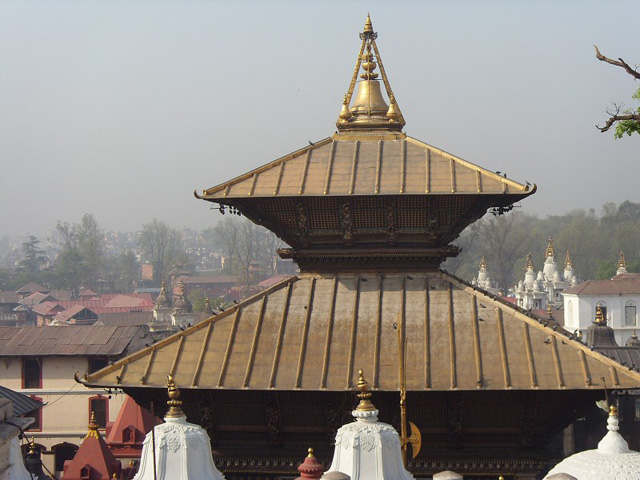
[[563, 252, 640, 346], [544, 405, 640, 479], [326, 371, 414, 480], [514, 239, 576, 311], [133, 376, 225, 480]]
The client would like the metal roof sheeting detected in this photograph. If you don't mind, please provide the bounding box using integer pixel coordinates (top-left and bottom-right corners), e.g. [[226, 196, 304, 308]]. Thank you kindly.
[[0, 325, 149, 356], [200, 137, 534, 200], [82, 272, 640, 392]]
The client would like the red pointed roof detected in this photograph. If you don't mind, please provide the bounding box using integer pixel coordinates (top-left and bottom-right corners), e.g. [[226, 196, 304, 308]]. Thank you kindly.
[[106, 395, 160, 457], [63, 414, 121, 480]]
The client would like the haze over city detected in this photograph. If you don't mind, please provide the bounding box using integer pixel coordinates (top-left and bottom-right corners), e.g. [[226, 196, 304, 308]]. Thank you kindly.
[[1, 0, 638, 237]]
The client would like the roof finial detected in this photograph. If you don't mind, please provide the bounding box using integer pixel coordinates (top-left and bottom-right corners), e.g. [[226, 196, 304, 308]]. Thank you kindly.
[[525, 253, 534, 270], [547, 304, 554, 320], [545, 236, 555, 258], [337, 15, 404, 132], [86, 411, 100, 439], [355, 369, 376, 412], [595, 305, 607, 326], [364, 13, 373, 34], [479, 256, 487, 270], [617, 251, 627, 275], [28, 437, 36, 455], [165, 374, 185, 418], [565, 250, 573, 268]]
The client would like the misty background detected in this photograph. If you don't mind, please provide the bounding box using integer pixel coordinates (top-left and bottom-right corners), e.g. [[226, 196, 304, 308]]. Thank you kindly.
[[1, 0, 639, 237]]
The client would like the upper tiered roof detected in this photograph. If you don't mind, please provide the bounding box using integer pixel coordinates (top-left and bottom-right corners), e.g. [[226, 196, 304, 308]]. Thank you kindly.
[[195, 16, 535, 271]]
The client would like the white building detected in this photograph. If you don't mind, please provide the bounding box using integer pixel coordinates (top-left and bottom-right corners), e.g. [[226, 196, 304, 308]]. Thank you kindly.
[[563, 253, 639, 346], [514, 238, 576, 311]]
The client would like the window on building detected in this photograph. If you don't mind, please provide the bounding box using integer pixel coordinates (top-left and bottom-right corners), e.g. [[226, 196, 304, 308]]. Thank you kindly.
[[88, 357, 108, 374], [123, 426, 136, 444], [625, 302, 637, 327], [80, 466, 92, 480], [25, 396, 42, 431], [89, 396, 108, 429], [23, 358, 41, 389]]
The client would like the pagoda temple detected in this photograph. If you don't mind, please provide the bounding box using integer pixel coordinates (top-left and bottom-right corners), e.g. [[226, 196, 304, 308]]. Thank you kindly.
[[79, 16, 640, 479]]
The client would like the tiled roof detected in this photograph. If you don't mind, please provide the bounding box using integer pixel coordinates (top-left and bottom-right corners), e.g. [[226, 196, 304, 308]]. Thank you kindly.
[[0, 385, 43, 416], [0, 325, 151, 356], [52, 305, 96, 322], [199, 137, 534, 200], [16, 282, 48, 295], [82, 272, 640, 391], [18, 292, 55, 307], [564, 274, 640, 295], [97, 312, 153, 326], [55, 294, 155, 314], [31, 301, 64, 316]]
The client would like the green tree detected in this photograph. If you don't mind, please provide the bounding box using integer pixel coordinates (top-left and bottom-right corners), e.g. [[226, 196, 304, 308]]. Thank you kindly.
[[112, 250, 140, 293], [138, 219, 184, 284], [17, 236, 48, 274], [595, 46, 640, 138]]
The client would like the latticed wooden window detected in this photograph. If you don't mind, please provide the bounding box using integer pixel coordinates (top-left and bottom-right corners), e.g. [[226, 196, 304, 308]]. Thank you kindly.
[[625, 302, 637, 327]]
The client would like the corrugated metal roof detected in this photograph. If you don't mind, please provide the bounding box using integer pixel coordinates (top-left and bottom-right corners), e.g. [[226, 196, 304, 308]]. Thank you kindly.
[[82, 272, 640, 392], [564, 274, 640, 295], [199, 137, 534, 200], [0, 325, 149, 356], [0, 385, 43, 416]]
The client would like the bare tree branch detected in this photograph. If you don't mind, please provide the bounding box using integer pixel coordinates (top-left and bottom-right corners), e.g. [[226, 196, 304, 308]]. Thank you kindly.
[[594, 45, 640, 79], [597, 113, 640, 133]]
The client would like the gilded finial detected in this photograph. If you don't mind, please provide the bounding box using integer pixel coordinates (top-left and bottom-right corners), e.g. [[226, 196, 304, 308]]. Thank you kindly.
[[498, 476, 505, 480], [618, 251, 627, 269], [364, 14, 373, 34], [307, 447, 315, 458], [165, 374, 185, 418], [355, 369, 376, 411], [28, 437, 36, 455], [386, 94, 399, 121], [545, 236, 555, 258], [609, 404, 618, 417], [86, 411, 100, 439], [160, 277, 167, 294], [547, 304, 553, 320], [595, 305, 607, 326], [339, 94, 353, 121], [525, 253, 534, 270], [479, 256, 487, 270], [565, 250, 572, 268]]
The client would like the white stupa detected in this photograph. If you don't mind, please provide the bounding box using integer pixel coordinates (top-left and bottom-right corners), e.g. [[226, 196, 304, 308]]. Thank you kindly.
[[133, 375, 225, 480], [544, 405, 640, 479], [325, 370, 414, 480]]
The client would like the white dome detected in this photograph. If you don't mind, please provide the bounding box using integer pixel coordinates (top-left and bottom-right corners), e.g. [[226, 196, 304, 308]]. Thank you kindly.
[[544, 408, 640, 479], [326, 372, 414, 480]]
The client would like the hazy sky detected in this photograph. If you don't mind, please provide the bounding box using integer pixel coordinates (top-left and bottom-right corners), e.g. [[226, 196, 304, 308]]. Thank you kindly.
[[1, 0, 638, 237]]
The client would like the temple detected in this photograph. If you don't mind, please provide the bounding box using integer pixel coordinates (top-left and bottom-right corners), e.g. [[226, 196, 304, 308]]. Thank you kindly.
[[79, 16, 640, 479]]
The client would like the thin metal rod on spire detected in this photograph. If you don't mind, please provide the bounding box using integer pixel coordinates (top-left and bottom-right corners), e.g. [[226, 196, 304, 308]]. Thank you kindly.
[[396, 310, 408, 467]]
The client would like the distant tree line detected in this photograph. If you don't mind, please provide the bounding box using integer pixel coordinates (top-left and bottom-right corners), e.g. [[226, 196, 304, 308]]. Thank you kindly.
[[1, 201, 638, 296], [444, 200, 640, 291]]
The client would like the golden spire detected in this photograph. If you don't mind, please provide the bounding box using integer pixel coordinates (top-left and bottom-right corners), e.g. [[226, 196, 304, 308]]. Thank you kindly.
[[355, 369, 376, 412], [337, 15, 405, 132], [165, 374, 185, 418], [565, 250, 572, 268], [307, 447, 315, 458], [85, 411, 100, 439], [525, 253, 534, 270], [595, 305, 607, 326], [618, 251, 627, 269], [28, 437, 36, 455], [545, 236, 555, 258], [609, 404, 618, 417], [479, 256, 487, 270], [547, 304, 553, 320]]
